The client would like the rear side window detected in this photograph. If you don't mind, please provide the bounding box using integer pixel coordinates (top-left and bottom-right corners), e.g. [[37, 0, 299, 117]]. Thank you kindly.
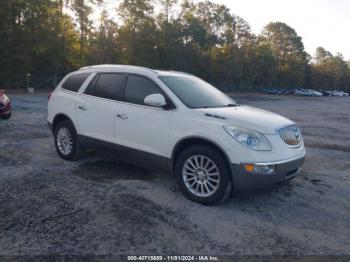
[[124, 75, 162, 106], [61, 73, 90, 92], [85, 73, 125, 100]]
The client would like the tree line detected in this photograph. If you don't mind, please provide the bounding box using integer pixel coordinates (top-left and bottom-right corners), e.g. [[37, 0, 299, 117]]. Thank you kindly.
[[1, 0, 349, 91]]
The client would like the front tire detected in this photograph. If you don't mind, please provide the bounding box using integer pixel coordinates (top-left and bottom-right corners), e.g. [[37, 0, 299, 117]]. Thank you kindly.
[[54, 120, 80, 160], [175, 145, 232, 205]]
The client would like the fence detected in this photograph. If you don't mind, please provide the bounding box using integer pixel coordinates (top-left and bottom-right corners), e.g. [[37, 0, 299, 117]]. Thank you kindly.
[[0, 72, 67, 90]]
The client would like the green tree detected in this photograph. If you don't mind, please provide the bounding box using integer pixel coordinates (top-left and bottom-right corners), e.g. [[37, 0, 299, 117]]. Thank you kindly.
[[156, 0, 186, 69], [0, 0, 80, 88], [315, 46, 332, 64], [69, 0, 94, 65], [0, 0, 348, 91], [262, 22, 308, 87], [118, 0, 156, 65], [311, 49, 350, 90], [86, 9, 120, 64], [251, 39, 278, 87]]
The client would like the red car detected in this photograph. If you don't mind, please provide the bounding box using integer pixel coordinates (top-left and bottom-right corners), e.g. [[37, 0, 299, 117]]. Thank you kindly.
[[0, 90, 11, 119]]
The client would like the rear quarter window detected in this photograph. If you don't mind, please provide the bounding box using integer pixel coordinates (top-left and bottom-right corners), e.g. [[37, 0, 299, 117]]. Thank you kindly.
[[61, 73, 90, 92]]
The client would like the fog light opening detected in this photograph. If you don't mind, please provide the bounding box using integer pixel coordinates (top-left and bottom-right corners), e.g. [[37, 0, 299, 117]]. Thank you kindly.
[[244, 164, 254, 172], [244, 164, 276, 175]]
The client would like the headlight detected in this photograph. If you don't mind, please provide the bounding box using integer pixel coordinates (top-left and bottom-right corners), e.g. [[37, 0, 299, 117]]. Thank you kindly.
[[223, 125, 272, 151]]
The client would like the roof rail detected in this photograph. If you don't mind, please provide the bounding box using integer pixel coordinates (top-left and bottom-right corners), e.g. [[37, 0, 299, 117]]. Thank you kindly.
[[167, 70, 192, 76], [78, 64, 158, 74], [79, 64, 121, 70]]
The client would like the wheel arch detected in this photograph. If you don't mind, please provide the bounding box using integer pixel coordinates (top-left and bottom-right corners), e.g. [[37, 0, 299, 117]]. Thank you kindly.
[[171, 136, 233, 173], [171, 136, 235, 192], [52, 113, 75, 132]]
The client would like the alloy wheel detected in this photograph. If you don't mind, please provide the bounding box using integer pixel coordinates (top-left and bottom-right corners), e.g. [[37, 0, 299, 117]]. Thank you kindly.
[[182, 155, 220, 197], [56, 127, 73, 155]]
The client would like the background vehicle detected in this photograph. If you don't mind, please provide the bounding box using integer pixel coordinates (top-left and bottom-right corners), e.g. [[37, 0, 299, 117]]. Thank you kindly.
[[335, 90, 349, 96], [329, 91, 343, 96], [297, 89, 322, 96], [320, 90, 333, 96], [263, 88, 282, 95], [294, 89, 304, 96], [282, 89, 297, 95], [0, 90, 11, 119], [48, 65, 305, 205]]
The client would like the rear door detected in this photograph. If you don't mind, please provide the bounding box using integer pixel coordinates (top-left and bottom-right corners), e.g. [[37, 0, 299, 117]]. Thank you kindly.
[[76, 73, 126, 143]]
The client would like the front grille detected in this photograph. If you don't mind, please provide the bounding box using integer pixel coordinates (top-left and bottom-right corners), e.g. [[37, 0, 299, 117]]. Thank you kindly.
[[277, 125, 302, 147]]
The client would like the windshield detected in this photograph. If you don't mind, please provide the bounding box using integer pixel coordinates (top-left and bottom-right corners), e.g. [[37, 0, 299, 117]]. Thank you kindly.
[[158, 75, 236, 109]]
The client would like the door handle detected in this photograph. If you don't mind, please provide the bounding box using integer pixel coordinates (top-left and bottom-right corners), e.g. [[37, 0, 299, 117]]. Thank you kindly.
[[78, 105, 88, 111], [116, 113, 128, 120]]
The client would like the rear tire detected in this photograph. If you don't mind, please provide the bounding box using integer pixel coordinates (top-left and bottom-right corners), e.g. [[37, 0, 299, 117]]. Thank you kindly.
[[2, 112, 11, 120], [54, 120, 81, 160], [174, 145, 232, 205]]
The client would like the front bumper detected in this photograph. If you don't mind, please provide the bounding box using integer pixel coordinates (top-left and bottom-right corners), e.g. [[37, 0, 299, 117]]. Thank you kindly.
[[231, 156, 305, 192]]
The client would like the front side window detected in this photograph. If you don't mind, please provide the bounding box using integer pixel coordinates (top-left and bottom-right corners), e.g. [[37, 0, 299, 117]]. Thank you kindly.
[[159, 75, 236, 109], [62, 73, 90, 92], [124, 75, 163, 106], [85, 73, 125, 100]]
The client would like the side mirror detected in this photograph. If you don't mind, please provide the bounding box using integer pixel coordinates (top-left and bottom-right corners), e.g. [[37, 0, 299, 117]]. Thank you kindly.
[[144, 94, 167, 108]]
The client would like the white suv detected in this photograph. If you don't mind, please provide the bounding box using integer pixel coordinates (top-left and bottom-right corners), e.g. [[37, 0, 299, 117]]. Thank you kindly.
[[48, 65, 305, 205]]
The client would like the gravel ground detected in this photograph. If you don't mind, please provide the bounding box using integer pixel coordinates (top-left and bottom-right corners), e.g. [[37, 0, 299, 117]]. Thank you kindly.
[[0, 93, 349, 255]]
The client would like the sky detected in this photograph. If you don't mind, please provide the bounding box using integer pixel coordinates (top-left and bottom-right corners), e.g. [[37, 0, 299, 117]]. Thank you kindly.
[[214, 0, 350, 60], [92, 0, 350, 60]]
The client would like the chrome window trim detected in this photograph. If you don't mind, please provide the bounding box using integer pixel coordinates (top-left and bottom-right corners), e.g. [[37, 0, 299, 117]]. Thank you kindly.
[[76, 71, 178, 110], [77, 92, 178, 111]]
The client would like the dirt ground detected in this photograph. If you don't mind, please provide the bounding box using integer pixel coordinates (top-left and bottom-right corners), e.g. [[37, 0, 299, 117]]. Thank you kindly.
[[0, 93, 349, 255]]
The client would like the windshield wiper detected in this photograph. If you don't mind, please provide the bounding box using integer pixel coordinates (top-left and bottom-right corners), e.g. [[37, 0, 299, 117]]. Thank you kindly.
[[225, 103, 237, 107]]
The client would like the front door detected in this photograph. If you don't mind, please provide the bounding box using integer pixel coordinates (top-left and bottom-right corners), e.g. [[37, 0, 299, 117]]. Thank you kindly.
[[116, 74, 173, 158]]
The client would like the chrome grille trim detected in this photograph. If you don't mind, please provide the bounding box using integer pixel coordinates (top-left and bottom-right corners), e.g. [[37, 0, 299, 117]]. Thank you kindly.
[[277, 125, 302, 147]]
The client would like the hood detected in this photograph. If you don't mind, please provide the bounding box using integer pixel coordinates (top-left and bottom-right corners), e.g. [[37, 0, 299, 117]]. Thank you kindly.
[[196, 105, 294, 134]]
